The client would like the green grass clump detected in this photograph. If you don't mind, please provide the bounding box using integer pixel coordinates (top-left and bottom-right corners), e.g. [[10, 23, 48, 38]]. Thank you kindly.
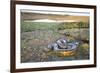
[[21, 21, 89, 32], [21, 22, 59, 32]]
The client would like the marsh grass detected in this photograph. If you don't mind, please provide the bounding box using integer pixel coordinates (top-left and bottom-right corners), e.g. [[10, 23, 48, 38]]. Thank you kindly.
[[21, 21, 89, 62]]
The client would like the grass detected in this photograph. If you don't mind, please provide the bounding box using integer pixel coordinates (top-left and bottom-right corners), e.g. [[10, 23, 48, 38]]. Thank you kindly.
[[21, 21, 90, 62], [21, 21, 89, 32], [21, 22, 60, 32]]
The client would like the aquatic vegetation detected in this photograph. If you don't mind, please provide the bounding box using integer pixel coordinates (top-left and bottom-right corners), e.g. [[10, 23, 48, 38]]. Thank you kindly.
[[21, 22, 89, 62]]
